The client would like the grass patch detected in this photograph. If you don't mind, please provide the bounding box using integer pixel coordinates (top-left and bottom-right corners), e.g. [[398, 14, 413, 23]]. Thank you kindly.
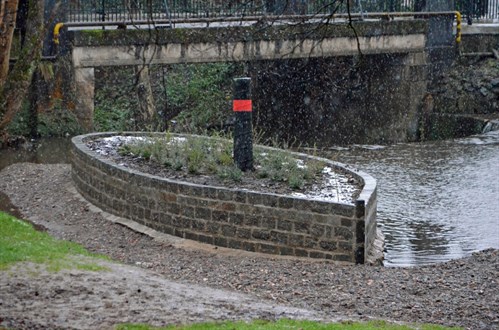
[[0, 211, 108, 271], [118, 134, 325, 190], [116, 319, 463, 330]]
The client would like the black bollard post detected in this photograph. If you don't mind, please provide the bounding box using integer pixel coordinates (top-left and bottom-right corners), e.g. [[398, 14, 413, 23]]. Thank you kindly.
[[233, 77, 253, 172]]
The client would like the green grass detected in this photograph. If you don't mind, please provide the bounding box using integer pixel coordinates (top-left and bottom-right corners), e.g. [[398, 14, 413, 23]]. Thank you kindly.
[[0, 211, 108, 271], [116, 319, 463, 330]]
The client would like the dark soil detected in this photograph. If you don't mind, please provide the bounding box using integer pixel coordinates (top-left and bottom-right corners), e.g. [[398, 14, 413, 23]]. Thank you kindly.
[[87, 136, 362, 204], [0, 163, 498, 329]]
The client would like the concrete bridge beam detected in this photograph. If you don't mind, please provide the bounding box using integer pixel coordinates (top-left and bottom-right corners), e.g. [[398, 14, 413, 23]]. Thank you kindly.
[[66, 21, 431, 139], [71, 35, 426, 68]]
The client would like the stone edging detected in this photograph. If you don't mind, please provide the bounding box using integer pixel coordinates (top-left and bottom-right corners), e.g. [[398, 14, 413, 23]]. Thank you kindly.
[[71, 132, 380, 264]]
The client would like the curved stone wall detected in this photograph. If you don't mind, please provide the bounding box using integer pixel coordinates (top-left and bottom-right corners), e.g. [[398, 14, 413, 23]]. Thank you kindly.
[[71, 132, 379, 264]]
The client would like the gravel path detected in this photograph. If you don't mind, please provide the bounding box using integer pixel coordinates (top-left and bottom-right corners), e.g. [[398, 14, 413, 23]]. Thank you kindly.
[[0, 163, 498, 329]]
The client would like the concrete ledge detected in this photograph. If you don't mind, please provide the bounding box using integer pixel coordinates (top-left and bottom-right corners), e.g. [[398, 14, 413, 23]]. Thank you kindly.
[[70, 21, 427, 67], [72, 35, 426, 67], [71, 132, 379, 264], [461, 24, 499, 35]]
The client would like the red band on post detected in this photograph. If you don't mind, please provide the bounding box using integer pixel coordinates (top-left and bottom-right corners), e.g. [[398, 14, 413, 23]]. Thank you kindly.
[[233, 100, 252, 112]]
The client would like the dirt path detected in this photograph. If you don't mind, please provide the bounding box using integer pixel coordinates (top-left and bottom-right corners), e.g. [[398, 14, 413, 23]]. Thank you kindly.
[[1, 260, 324, 330], [0, 163, 498, 329]]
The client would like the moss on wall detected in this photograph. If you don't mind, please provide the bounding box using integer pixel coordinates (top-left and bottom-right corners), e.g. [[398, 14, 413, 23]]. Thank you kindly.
[[70, 20, 428, 47]]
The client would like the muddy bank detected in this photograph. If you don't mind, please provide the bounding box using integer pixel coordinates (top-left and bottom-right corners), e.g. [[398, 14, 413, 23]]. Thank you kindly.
[[0, 260, 324, 330], [0, 163, 498, 329]]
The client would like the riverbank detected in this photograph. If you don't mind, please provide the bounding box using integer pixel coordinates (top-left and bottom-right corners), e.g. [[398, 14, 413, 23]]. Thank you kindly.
[[0, 163, 497, 329]]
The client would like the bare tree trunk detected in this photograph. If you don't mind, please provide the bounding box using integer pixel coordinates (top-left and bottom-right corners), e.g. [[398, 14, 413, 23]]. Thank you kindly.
[[0, 0, 20, 87], [27, 67, 40, 138], [135, 65, 157, 130], [0, 0, 45, 132]]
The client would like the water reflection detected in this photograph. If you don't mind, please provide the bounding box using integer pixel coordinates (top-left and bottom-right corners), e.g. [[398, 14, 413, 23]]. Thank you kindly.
[[0, 133, 498, 267], [0, 138, 72, 171], [325, 130, 499, 266]]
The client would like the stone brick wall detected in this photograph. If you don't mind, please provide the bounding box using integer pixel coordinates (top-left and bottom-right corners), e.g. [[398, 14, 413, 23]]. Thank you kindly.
[[71, 132, 379, 263]]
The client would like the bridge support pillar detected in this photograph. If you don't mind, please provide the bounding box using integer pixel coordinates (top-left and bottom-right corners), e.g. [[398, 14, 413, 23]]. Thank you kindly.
[[251, 52, 429, 145], [74, 67, 95, 131]]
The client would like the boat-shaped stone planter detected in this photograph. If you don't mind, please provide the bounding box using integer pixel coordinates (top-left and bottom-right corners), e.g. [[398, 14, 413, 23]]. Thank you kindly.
[[71, 132, 381, 264]]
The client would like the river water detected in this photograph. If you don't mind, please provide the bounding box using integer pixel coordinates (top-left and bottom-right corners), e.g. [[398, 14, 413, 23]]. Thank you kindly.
[[1, 132, 498, 267], [323, 129, 499, 267]]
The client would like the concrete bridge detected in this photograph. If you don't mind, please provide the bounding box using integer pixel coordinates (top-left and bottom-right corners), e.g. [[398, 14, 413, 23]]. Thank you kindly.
[[58, 13, 458, 144]]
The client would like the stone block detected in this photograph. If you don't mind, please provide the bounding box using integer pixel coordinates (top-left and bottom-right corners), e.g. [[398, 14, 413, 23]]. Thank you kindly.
[[309, 251, 326, 259], [244, 215, 261, 227], [227, 239, 242, 250], [259, 243, 278, 254], [195, 207, 212, 220], [212, 210, 229, 222], [277, 219, 293, 231], [181, 205, 195, 218], [222, 224, 237, 237], [191, 219, 206, 231], [288, 233, 304, 247], [252, 229, 270, 241], [335, 227, 353, 240], [230, 213, 245, 226], [294, 222, 310, 234], [319, 240, 337, 251], [260, 217, 276, 230], [333, 254, 352, 262], [206, 222, 221, 235], [310, 224, 325, 237], [247, 193, 263, 206], [270, 231, 288, 245], [214, 236, 228, 248], [236, 228, 251, 239]]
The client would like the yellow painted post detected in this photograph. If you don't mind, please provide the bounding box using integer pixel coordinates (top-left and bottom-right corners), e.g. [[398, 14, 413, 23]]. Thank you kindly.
[[455, 12, 462, 44], [53, 23, 64, 45]]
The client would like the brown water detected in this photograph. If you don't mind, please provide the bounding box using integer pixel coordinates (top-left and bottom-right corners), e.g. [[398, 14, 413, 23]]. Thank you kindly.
[[325, 129, 499, 266], [0, 138, 72, 170], [1, 134, 498, 267]]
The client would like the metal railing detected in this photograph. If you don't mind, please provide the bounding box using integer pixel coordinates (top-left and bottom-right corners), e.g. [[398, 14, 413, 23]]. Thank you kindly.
[[456, 0, 499, 23], [64, 0, 498, 23]]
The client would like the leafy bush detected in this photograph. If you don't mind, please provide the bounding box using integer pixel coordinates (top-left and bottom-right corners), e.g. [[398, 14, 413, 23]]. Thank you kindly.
[[7, 100, 83, 137], [94, 67, 138, 132], [164, 63, 238, 133]]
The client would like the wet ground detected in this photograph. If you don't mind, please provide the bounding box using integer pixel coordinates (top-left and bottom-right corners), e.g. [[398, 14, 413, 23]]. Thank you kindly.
[[1, 130, 498, 267], [0, 138, 72, 220], [0, 163, 497, 329]]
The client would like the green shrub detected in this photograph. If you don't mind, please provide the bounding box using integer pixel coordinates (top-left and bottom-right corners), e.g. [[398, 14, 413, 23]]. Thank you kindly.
[[118, 135, 326, 189], [165, 63, 238, 133], [7, 100, 83, 137]]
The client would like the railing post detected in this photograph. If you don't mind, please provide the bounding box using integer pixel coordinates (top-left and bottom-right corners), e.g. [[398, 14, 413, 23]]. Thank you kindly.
[[233, 78, 253, 172], [101, 0, 106, 24]]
